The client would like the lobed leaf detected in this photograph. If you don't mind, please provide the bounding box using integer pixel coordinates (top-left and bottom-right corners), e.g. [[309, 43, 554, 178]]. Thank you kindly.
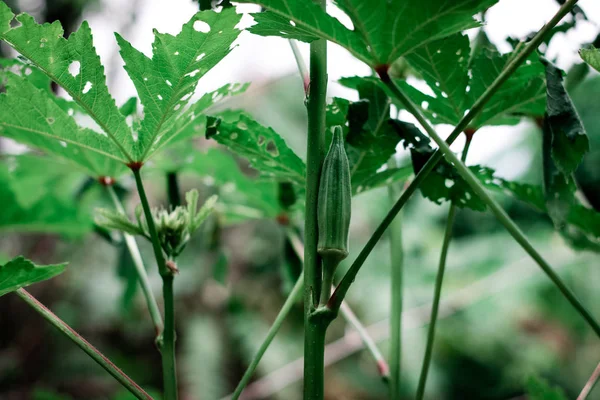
[[206, 111, 306, 186], [238, 0, 496, 67], [116, 8, 242, 161], [0, 256, 67, 297], [0, 3, 135, 161]]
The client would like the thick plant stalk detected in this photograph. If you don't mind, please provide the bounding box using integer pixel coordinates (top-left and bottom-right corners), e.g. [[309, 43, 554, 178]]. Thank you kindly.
[[16, 289, 153, 400], [106, 186, 164, 337], [578, 361, 600, 400], [225, 229, 388, 400], [131, 168, 178, 400], [387, 158, 404, 399], [415, 139, 471, 400], [380, 75, 600, 338], [329, 0, 582, 315], [303, 0, 328, 397]]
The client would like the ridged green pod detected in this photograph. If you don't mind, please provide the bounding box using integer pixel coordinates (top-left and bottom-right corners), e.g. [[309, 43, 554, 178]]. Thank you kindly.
[[317, 126, 351, 266]]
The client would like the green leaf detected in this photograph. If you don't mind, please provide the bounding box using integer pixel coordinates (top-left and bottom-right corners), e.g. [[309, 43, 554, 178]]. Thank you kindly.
[[401, 34, 546, 128], [0, 3, 136, 161], [238, 0, 497, 67], [0, 157, 92, 235], [116, 8, 242, 161], [542, 58, 589, 175], [0, 256, 66, 297], [525, 376, 567, 400], [207, 111, 306, 186], [0, 71, 127, 178], [580, 46, 600, 72], [94, 208, 146, 236]]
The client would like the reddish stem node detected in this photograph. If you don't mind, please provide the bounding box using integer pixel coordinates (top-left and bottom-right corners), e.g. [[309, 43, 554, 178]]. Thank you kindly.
[[276, 213, 290, 226], [375, 65, 391, 82], [98, 176, 115, 186], [126, 161, 144, 171], [464, 127, 478, 142]]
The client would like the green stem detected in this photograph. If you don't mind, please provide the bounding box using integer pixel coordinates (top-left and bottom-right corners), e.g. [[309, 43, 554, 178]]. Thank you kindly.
[[319, 258, 335, 306], [106, 186, 164, 337], [131, 168, 178, 400], [226, 229, 389, 400], [304, 0, 328, 397], [16, 289, 153, 400], [161, 275, 178, 400], [415, 139, 472, 400], [166, 172, 181, 208], [382, 73, 600, 338], [387, 158, 404, 400], [329, 0, 580, 314], [230, 270, 304, 400]]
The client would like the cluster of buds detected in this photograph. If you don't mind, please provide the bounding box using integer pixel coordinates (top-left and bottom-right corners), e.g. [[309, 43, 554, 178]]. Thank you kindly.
[[96, 190, 217, 259]]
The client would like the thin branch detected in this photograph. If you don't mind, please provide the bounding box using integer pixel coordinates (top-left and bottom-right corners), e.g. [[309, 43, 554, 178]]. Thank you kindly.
[[577, 361, 600, 400], [106, 185, 164, 337], [236, 250, 588, 399], [380, 72, 600, 338], [416, 138, 472, 400], [329, 0, 582, 314], [16, 289, 153, 400]]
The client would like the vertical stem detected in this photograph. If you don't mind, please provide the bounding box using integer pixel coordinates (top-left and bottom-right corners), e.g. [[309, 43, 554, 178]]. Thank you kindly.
[[303, 0, 328, 398], [106, 186, 164, 337], [166, 172, 181, 208], [415, 137, 472, 400], [161, 275, 178, 400], [382, 77, 600, 338], [131, 168, 178, 400], [319, 259, 335, 306], [16, 289, 153, 400], [387, 158, 404, 400]]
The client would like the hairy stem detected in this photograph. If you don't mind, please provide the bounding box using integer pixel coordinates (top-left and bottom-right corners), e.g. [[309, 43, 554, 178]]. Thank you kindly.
[[415, 139, 471, 400], [578, 361, 600, 400], [106, 186, 163, 337], [304, 0, 328, 397], [16, 289, 152, 400], [131, 168, 178, 400], [387, 158, 404, 399], [383, 75, 600, 338], [329, 0, 581, 314]]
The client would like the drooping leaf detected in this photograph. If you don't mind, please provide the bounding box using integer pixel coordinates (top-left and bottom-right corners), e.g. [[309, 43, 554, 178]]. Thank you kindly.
[[0, 256, 67, 297], [542, 58, 589, 174], [238, 0, 497, 67], [0, 3, 136, 161], [580, 46, 600, 72], [207, 111, 306, 186], [116, 8, 242, 161]]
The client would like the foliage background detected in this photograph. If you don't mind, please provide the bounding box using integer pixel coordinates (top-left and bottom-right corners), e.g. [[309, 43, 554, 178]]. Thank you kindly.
[[0, 0, 599, 399]]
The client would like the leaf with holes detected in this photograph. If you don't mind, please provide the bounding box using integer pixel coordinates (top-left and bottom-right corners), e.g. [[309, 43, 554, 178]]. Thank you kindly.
[[0, 256, 67, 297], [403, 33, 546, 128], [206, 111, 306, 187], [238, 0, 497, 67], [116, 8, 242, 161], [0, 72, 127, 178], [0, 3, 136, 162], [580, 46, 600, 72]]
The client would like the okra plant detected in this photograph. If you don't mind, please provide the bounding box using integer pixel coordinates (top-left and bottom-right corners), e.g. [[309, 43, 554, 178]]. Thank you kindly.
[[0, 0, 599, 399]]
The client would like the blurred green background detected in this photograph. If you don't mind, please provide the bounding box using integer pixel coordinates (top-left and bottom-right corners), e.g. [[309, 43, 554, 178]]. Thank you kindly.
[[0, 0, 599, 399]]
